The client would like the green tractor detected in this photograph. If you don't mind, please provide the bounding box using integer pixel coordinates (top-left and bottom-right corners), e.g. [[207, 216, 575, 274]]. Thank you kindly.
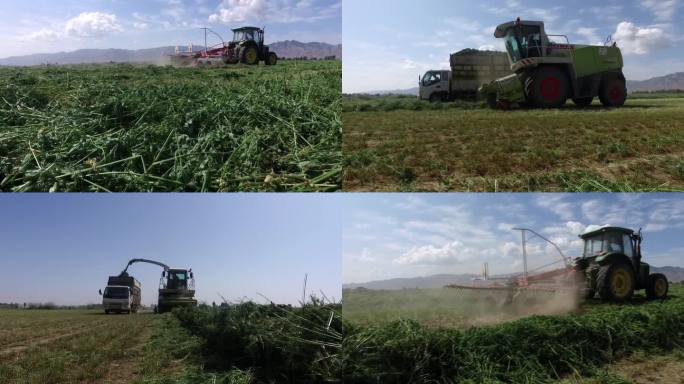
[[574, 227, 668, 302], [480, 19, 627, 109]]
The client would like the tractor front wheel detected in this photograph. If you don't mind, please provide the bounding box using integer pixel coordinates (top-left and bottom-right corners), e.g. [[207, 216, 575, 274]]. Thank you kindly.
[[646, 273, 668, 300], [525, 66, 569, 108], [266, 52, 278, 66], [599, 77, 626, 107], [597, 262, 635, 302], [573, 97, 593, 107], [241, 46, 259, 65]]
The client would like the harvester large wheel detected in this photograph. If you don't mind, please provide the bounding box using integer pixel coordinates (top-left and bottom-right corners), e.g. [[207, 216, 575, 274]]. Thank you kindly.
[[573, 97, 593, 107], [241, 46, 259, 65], [266, 52, 278, 66], [599, 77, 626, 107], [525, 66, 569, 108], [597, 262, 635, 302], [646, 273, 668, 300]]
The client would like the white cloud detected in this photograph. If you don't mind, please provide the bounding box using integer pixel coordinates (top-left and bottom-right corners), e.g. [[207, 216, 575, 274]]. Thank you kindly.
[[640, 0, 680, 21], [478, 44, 496, 51], [395, 241, 476, 265], [357, 248, 376, 263], [613, 21, 671, 55], [21, 28, 60, 42], [133, 22, 149, 30], [576, 27, 601, 44], [209, 0, 339, 24], [66, 12, 123, 38], [402, 59, 418, 70]]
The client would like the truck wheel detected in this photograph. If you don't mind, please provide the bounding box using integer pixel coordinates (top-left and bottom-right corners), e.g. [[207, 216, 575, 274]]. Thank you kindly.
[[266, 52, 278, 66], [104, 310, 109, 315], [572, 97, 593, 107], [241, 46, 259, 65], [646, 273, 668, 300], [597, 262, 635, 302], [599, 77, 626, 107], [525, 66, 569, 108]]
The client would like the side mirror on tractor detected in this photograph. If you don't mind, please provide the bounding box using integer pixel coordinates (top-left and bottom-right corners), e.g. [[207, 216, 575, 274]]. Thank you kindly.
[[98, 289, 102, 295]]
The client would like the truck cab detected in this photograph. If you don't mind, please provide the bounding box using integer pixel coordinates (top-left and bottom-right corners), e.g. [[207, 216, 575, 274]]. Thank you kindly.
[[419, 70, 451, 102], [100, 285, 135, 314]]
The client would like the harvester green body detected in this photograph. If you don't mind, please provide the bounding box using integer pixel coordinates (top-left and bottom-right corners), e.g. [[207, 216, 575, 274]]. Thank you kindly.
[[480, 19, 627, 109], [573, 227, 668, 302]]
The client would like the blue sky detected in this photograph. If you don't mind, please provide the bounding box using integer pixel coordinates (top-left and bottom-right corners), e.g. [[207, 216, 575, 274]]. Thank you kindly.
[[343, 0, 684, 93], [343, 194, 684, 284], [0, 194, 341, 306], [0, 0, 341, 58]]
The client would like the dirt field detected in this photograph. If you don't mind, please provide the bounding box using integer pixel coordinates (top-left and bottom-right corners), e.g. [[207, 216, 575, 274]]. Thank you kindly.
[[343, 96, 684, 192], [0, 309, 156, 383]]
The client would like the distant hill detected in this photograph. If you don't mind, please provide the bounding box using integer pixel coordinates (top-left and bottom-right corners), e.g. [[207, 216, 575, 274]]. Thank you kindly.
[[343, 266, 684, 290], [628, 72, 684, 92], [652, 266, 684, 283], [359, 87, 419, 96], [354, 72, 684, 96], [343, 274, 477, 290], [0, 41, 341, 66], [268, 41, 341, 60]]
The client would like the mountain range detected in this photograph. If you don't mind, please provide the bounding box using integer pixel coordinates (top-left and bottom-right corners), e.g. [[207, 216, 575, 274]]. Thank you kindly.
[[343, 266, 684, 290], [354, 72, 684, 96], [0, 41, 341, 66], [627, 72, 684, 92]]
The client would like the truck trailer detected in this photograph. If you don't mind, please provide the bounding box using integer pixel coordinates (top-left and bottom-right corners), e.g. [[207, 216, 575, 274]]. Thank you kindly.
[[99, 275, 141, 314], [419, 49, 512, 102]]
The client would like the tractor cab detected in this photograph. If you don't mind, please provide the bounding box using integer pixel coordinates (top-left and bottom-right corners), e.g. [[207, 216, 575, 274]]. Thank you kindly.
[[232, 27, 264, 46], [579, 227, 641, 265]]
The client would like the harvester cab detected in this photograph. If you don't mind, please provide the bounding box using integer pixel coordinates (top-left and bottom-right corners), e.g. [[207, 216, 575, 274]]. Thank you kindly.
[[481, 18, 626, 109], [574, 227, 668, 302]]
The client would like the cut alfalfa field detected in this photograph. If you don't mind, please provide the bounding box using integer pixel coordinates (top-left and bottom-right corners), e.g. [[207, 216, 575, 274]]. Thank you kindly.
[[0, 61, 341, 192], [343, 94, 684, 192]]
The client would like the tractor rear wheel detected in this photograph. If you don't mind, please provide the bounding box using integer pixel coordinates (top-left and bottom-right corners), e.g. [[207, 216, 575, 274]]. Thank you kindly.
[[266, 52, 278, 66], [241, 46, 259, 65], [646, 273, 668, 300], [599, 77, 626, 107], [573, 97, 593, 107], [525, 66, 569, 108], [597, 262, 635, 302]]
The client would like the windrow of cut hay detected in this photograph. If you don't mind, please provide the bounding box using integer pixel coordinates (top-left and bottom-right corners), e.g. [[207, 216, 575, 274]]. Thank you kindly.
[[342, 292, 684, 383], [0, 62, 341, 192], [147, 301, 343, 383]]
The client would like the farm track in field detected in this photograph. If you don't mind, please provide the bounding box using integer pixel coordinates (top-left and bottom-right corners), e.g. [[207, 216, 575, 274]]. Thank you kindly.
[[0, 322, 109, 357], [0, 310, 158, 383]]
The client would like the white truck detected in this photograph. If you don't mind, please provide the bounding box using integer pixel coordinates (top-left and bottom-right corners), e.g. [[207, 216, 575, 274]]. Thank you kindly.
[[99, 275, 141, 314], [418, 49, 512, 102]]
